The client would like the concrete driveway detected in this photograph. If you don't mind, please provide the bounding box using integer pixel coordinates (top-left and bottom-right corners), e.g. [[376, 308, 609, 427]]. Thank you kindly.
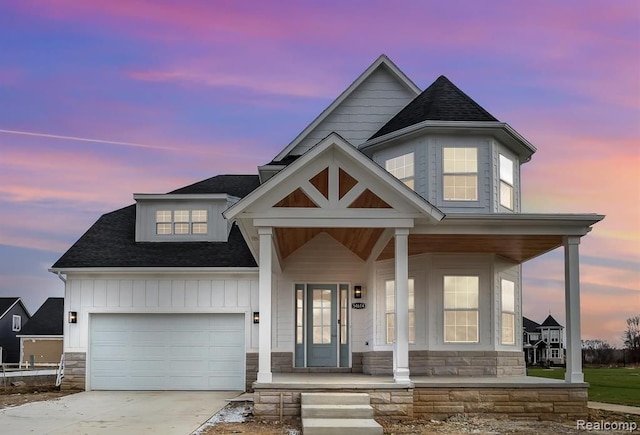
[[0, 390, 238, 434]]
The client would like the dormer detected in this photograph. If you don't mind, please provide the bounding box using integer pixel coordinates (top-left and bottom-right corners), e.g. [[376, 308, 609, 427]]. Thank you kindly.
[[134, 193, 239, 242], [360, 75, 536, 214]]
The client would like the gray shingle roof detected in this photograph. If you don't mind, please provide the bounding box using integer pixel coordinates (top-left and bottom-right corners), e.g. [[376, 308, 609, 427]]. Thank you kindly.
[[370, 75, 498, 139], [18, 298, 63, 336], [52, 175, 259, 269], [0, 297, 20, 318], [523, 316, 541, 332], [540, 314, 563, 328]]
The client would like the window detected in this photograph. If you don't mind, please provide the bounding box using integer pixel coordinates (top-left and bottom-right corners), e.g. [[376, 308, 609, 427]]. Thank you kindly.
[[530, 333, 539, 341], [296, 287, 304, 345], [12, 315, 21, 332], [444, 276, 479, 343], [385, 278, 415, 344], [542, 330, 549, 342], [550, 329, 560, 343], [501, 279, 515, 345], [499, 154, 514, 209], [155, 209, 208, 235], [443, 148, 478, 200], [551, 349, 560, 358], [385, 152, 414, 189]]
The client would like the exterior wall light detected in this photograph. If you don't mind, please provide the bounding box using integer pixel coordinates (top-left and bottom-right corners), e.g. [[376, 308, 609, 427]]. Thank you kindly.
[[354, 285, 363, 299], [253, 312, 260, 324], [68, 311, 78, 324]]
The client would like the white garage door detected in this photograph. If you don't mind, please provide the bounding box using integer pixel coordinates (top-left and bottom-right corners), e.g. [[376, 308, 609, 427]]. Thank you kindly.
[[90, 313, 245, 390]]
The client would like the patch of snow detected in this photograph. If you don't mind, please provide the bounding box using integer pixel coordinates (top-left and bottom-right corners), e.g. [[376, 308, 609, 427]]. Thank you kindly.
[[191, 402, 249, 434]]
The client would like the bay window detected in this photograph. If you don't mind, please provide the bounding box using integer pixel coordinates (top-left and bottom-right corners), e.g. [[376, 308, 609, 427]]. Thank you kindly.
[[443, 147, 477, 201], [444, 275, 479, 343]]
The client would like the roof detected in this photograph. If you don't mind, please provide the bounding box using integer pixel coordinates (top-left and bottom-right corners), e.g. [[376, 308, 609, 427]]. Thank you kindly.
[[523, 316, 541, 332], [0, 297, 21, 318], [540, 314, 563, 328], [370, 75, 498, 139], [52, 175, 260, 269], [18, 298, 63, 336]]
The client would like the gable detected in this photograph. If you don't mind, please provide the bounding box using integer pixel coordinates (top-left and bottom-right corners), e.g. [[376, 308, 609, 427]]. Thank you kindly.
[[274, 55, 420, 161]]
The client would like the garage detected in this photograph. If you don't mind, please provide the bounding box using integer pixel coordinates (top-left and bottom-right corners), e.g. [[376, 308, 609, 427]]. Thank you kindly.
[[89, 313, 245, 391]]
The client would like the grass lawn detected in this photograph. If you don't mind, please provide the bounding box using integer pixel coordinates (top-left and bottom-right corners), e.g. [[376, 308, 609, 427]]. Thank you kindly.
[[528, 367, 640, 407]]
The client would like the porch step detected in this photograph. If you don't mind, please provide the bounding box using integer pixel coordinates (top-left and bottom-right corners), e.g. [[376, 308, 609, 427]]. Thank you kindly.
[[302, 418, 383, 435], [301, 404, 374, 419], [301, 393, 382, 435]]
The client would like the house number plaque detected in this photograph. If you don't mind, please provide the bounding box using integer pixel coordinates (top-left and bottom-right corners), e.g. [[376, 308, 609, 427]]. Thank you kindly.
[[352, 302, 366, 309]]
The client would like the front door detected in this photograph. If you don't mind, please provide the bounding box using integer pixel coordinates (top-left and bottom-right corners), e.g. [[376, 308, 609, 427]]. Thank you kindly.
[[306, 284, 337, 367]]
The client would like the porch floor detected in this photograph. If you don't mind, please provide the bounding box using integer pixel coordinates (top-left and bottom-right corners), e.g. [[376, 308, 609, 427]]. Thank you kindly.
[[254, 373, 583, 390]]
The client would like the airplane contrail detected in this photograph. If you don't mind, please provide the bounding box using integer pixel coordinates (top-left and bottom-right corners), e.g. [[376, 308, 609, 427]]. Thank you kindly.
[[0, 128, 176, 150]]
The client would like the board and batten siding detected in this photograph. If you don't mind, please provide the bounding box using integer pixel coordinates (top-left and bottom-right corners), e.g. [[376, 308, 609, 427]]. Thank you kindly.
[[290, 67, 416, 155], [64, 273, 259, 353], [274, 232, 368, 354]]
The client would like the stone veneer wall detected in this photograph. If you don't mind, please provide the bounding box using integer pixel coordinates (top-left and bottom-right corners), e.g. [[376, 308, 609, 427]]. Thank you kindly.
[[253, 385, 588, 421], [362, 350, 525, 377], [414, 386, 588, 421], [253, 388, 414, 420], [61, 352, 86, 390]]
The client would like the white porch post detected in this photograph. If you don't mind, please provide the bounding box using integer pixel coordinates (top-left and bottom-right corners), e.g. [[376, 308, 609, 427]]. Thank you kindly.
[[394, 228, 410, 383], [564, 235, 583, 383], [257, 227, 273, 383]]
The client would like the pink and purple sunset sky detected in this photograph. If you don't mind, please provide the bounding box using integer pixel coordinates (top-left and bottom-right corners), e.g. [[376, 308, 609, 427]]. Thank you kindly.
[[0, 1, 638, 346]]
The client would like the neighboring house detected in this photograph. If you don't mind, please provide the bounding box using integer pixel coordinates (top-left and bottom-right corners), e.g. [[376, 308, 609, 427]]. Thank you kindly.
[[523, 315, 565, 366], [51, 55, 603, 420], [17, 297, 64, 366], [0, 297, 31, 364]]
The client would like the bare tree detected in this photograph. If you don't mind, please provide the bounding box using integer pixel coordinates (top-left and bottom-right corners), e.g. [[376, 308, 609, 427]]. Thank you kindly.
[[623, 315, 640, 364], [582, 339, 615, 365]]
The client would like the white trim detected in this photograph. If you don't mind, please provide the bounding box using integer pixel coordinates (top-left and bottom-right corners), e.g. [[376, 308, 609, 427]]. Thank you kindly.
[[17, 335, 63, 339], [49, 267, 259, 274], [273, 54, 420, 161], [0, 298, 21, 320], [134, 193, 233, 201], [253, 217, 416, 228]]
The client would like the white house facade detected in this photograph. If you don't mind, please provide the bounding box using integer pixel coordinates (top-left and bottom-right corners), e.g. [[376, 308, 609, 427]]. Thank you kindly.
[[51, 55, 603, 419]]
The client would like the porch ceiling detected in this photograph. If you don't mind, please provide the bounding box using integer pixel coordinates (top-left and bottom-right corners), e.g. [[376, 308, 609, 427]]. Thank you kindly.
[[275, 227, 384, 261], [377, 234, 564, 263]]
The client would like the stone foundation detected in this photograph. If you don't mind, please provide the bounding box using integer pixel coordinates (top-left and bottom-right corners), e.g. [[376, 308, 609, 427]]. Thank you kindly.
[[361, 350, 526, 377], [253, 383, 588, 421], [61, 352, 86, 390], [414, 385, 588, 421]]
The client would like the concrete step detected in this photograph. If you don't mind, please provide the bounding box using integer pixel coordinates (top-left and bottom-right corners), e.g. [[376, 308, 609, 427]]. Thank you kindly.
[[301, 392, 371, 406], [302, 418, 383, 435], [301, 404, 374, 419]]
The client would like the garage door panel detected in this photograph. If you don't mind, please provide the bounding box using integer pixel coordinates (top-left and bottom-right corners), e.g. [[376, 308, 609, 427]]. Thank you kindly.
[[90, 314, 245, 391]]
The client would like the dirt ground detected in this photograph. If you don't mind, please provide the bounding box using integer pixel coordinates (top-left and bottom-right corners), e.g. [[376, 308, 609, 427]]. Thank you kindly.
[[202, 402, 640, 435], [0, 383, 77, 410]]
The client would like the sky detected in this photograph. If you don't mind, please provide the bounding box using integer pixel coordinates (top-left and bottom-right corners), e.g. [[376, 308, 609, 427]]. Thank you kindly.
[[0, 0, 638, 347]]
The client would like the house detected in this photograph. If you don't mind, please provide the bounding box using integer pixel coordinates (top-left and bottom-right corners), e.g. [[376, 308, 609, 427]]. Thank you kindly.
[[17, 297, 64, 367], [51, 55, 603, 419], [0, 297, 31, 364], [523, 315, 565, 366]]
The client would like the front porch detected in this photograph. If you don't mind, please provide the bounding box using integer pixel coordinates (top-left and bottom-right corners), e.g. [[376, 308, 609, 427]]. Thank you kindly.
[[253, 373, 589, 421]]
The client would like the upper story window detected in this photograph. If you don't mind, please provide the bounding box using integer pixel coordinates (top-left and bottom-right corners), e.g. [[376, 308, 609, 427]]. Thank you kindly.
[[385, 152, 414, 189], [385, 278, 415, 344], [444, 275, 479, 343], [12, 315, 21, 332], [501, 279, 515, 345], [550, 329, 560, 343], [499, 154, 514, 209], [443, 147, 477, 201], [156, 209, 208, 235]]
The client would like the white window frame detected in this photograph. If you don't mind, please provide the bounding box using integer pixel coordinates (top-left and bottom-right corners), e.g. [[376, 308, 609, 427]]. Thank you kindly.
[[155, 209, 208, 236], [12, 315, 21, 332], [443, 147, 478, 201], [550, 329, 560, 343], [443, 275, 479, 343], [499, 154, 514, 210], [500, 279, 516, 345], [385, 152, 415, 189], [550, 348, 560, 359], [385, 278, 415, 344]]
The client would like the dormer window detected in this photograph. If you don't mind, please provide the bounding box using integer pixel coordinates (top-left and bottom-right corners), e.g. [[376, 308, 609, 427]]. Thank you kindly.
[[385, 152, 414, 189], [443, 147, 477, 201], [499, 154, 514, 209], [155, 209, 208, 235]]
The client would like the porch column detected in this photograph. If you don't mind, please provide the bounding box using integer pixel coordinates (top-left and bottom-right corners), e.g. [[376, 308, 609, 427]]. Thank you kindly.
[[564, 235, 583, 383], [394, 228, 410, 383], [257, 227, 273, 383]]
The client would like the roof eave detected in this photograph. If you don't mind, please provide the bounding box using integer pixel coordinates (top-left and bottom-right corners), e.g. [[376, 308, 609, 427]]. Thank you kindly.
[[360, 121, 537, 163]]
